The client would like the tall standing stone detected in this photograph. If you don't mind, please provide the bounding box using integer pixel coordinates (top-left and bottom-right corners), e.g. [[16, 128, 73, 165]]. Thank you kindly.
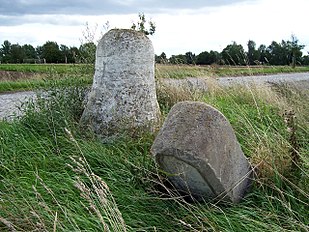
[[80, 29, 160, 139], [151, 101, 253, 203]]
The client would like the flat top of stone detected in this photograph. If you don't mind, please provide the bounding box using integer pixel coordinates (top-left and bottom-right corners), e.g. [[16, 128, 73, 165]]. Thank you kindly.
[[100, 29, 152, 46], [96, 28, 154, 58], [106, 28, 149, 39]]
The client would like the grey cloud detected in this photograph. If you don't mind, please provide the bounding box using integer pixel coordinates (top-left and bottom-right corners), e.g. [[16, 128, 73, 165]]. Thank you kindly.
[[0, 0, 252, 16], [0, 15, 83, 27], [1, 0, 129, 15]]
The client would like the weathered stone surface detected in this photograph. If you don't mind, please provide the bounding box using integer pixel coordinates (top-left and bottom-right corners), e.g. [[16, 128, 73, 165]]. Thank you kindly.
[[80, 29, 160, 139], [151, 101, 252, 203]]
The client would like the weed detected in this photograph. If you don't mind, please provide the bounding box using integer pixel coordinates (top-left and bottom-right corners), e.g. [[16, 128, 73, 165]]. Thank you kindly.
[[156, 78, 205, 113]]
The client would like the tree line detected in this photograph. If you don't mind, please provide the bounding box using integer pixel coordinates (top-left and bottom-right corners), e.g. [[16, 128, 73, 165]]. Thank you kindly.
[[1, 35, 308, 66], [156, 35, 309, 67], [0, 40, 96, 64]]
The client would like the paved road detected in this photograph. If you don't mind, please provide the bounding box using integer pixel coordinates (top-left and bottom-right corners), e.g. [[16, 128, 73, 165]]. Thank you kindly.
[[217, 72, 309, 88], [0, 72, 308, 121], [161, 72, 309, 91], [0, 91, 35, 121]]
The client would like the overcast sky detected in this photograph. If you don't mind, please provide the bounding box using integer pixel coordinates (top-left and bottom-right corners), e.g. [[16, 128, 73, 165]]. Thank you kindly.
[[0, 0, 308, 57]]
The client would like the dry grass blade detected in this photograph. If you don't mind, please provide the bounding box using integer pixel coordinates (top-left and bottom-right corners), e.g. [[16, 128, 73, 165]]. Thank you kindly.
[[65, 128, 127, 232], [0, 217, 17, 232], [53, 212, 58, 232]]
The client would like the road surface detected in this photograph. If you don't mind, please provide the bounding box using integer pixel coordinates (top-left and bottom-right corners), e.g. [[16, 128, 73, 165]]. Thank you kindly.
[[0, 91, 35, 121]]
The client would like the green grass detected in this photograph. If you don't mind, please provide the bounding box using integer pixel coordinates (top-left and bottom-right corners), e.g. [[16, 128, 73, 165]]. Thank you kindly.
[[1, 63, 309, 93], [0, 76, 92, 93], [0, 80, 308, 231], [0, 64, 94, 93], [0, 63, 94, 75], [155, 64, 309, 79]]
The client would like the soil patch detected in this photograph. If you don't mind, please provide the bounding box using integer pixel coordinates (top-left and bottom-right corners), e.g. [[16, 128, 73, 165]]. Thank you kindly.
[[0, 70, 39, 81]]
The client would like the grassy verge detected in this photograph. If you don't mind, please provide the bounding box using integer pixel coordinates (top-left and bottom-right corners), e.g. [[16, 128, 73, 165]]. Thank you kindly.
[[0, 79, 308, 231], [1, 64, 309, 93], [0, 64, 94, 93], [1, 64, 309, 77], [155, 64, 309, 79], [0, 76, 92, 93], [0, 64, 94, 75]]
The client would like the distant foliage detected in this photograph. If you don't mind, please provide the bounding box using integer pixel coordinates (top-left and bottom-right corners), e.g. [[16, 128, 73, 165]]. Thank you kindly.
[[221, 42, 246, 65], [0, 33, 306, 66], [195, 50, 220, 65], [247, 40, 260, 65], [78, 42, 96, 64], [155, 52, 168, 64], [156, 34, 306, 66]]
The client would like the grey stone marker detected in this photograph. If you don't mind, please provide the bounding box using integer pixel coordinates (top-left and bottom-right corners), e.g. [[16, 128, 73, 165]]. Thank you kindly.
[[80, 29, 160, 139], [151, 101, 252, 203]]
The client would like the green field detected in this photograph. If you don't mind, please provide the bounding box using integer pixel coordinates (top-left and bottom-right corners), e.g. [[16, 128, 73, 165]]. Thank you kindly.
[[0, 64, 93, 74], [155, 64, 309, 78], [0, 64, 94, 93], [0, 75, 308, 231], [1, 63, 309, 93], [1, 63, 309, 77]]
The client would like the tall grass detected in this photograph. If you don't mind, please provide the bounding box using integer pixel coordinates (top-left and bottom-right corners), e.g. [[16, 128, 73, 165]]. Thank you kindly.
[[0, 79, 308, 231]]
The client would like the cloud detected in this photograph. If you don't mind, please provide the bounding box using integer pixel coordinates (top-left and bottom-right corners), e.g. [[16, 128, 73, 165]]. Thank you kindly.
[[0, 0, 252, 16], [1, 0, 307, 56], [1, 0, 110, 16], [0, 15, 83, 26], [150, 0, 309, 56]]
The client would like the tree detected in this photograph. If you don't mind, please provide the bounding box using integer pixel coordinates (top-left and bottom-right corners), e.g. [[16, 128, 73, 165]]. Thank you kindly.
[[0, 40, 12, 63], [69, 46, 79, 63], [185, 52, 196, 64], [131, 13, 156, 36], [221, 42, 246, 65], [36, 46, 43, 62], [301, 53, 309, 65], [78, 42, 96, 63], [270, 41, 279, 65], [22, 44, 37, 63], [169, 54, 186, 64], [0, 41, 26, 63], [196, 51, 210, 65], [41, 41, 62, 63], [289, 34, 305, 68], [257, 44, 269, 64], [267, 41, 290, 65], [247, 40, 260, 65], [155, 52, 167, 64], [10, 43, 25, 63], [196, 50, 219, 65], [60, 44, 70, 63]]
